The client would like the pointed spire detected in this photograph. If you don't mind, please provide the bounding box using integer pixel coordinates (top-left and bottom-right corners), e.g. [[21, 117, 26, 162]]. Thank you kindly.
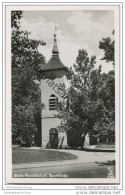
[[52, 23, 59, 56]]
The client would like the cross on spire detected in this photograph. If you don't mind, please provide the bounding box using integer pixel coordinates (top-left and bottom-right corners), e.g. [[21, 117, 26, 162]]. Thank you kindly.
[[55, 21, 57, 35]]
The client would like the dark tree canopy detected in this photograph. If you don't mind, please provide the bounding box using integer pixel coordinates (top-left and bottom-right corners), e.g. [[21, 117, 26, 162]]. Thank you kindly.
[[12, 11, 46, 146], [99, 31, 115, 66], [11, 11, 23, 29]]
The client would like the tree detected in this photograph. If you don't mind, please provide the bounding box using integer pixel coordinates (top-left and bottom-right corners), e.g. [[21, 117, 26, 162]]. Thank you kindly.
[[57, 49, 104, 148], [99, 30, 114, 66], [57, 46, 115, 148], [11, 11, 23, 29], [97, 31, 115, 142], [12, 11, 46, 146], [93, 70, 115, 142]]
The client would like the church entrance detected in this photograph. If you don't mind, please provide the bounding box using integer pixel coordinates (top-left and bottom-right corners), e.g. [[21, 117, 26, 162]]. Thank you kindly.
[[49, 128, 58, 148]]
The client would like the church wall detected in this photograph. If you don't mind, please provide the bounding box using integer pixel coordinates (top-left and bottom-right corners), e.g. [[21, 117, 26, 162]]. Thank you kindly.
[[41, 75, 66, 117], [41, 73, 67, 148]]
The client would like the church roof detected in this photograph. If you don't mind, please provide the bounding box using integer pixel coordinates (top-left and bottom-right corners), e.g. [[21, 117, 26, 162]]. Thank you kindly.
[[41, 32, 67, 72], [41, 55, 67, 71]]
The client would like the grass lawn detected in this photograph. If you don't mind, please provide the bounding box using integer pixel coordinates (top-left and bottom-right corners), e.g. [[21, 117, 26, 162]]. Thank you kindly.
[[12, 148, 77, 164]]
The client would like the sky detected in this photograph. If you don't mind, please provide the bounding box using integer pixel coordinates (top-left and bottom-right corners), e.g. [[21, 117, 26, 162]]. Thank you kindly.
[[20, 10, 114, 73]]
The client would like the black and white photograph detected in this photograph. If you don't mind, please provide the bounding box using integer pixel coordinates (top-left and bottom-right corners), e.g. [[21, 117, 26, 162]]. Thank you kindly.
[[4, 4, 121, 185]]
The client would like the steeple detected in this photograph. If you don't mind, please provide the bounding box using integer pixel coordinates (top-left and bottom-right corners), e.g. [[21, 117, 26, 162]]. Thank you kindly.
[[41, 23, 67, 72], [52, 23, 59, 56]]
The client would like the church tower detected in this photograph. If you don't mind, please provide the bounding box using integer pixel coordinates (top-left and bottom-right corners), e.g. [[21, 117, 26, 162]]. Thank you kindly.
[[41, 31, 68, 148]]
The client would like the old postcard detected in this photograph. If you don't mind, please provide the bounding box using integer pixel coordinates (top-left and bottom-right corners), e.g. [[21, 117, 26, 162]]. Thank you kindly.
[[3, 3, 121, 185]]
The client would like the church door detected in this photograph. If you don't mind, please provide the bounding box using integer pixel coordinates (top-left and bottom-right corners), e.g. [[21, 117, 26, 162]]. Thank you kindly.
[[49, 128, 58, 148]]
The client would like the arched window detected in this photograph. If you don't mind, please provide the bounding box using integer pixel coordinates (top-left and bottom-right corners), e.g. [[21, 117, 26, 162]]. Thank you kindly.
[[49, 94, 58, 110]]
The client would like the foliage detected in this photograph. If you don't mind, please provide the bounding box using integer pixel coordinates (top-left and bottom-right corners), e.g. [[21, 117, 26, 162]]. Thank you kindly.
[[99, 31, 115, 66], [11, 11, 23, 29], [93, 70, 115, 142], [98, 31, 115, 142], [12, 11, 46, 146], [57, 49, 115, 147]]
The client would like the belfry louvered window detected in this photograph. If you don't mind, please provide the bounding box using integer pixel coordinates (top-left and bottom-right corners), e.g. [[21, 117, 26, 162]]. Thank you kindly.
[[49, 94, 58, 110]]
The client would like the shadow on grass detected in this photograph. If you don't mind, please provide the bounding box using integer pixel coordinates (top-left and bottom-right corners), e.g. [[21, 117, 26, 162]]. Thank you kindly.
[[95, 160, 115, 166], [12, 148, 78, 164]]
